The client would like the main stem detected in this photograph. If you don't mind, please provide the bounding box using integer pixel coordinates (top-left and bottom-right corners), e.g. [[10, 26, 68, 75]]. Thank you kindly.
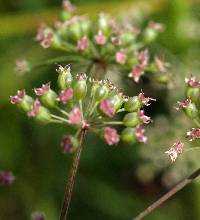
[[133, 167, 200, 220], [60, 129, 86, 220]]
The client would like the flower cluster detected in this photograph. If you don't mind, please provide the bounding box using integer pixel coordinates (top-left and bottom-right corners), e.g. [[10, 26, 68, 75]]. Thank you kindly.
[[18, 0, 170, 84], [176, 75, 200, 141], [165, 75, 200, 162], [0, 171, 15, 186], [10, 65, 155, 152]]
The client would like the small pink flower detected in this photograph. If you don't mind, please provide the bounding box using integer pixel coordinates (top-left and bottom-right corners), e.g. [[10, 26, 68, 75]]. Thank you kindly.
[[0, 171, 15, 186], [77, 36, 89, 51], [111, 37, 121, 45], [138, 90, 156, 106], [95, 30, 107, 45], [135, 126, 147, 143], [69, 107, 81, 124], [36, 24, 54, 48], [155, 56, 169, 73], [115, 49, 127, 64], [176, 97, 191, 110], [185, 75, 200, 87], [149, 21, 164, 32], [62, 0, 76, 12], [165, 142, 184, 162], [128, 65, 144, 83], [31, 212, 45, 220], [61, 135, 75, 153], [100, 99, 115, 117], [138, 49, 149, 66], [34, 82, 50, 96], [58, 88, 73, 104], [15, 59, 30, 74], [137, 110, 152, 124], [104, 127, 119, 145], [186, 128, 200, 141], [27, 99, 41, 117], [10, 90, 25, 104]]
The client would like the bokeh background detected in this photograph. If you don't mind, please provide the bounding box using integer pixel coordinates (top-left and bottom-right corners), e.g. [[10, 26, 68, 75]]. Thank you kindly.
[[1, 0, 200, 219]]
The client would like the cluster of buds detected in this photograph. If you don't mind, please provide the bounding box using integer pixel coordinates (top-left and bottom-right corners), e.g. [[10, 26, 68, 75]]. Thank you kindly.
[[23, 0, 170, 84], [165, 75, 200, 162], [10, 65, 156, 153]]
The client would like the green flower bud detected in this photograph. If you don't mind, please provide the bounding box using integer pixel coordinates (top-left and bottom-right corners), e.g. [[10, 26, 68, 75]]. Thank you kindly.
[[40, 90, 58, 108], [36, 106, 52, 124], [124, 96, 141, 112], [69, 22, 82, 40], [120, 31, 135, 45], [121, 127, 137, 144], [143, 28, 158, 44], [109, 94, 124, 111], [185, 87, 200, 105], [73, 74, 87, 100], [123, 112, 140, 127], [94, 85, 109, 101], [18, 95, 34, 112], [184, 103, 198, 119], [57, 66, 73, 89], [98, 13, 110, 36]]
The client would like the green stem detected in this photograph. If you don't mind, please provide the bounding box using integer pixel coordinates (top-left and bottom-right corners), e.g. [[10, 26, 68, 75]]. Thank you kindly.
[[50, 114, 69, 123], [185, 146, 200, 153], [193, 118, 200, 128], [79, 100, 84, 121], [56, 107, 70, 117], [103, 121, 123, 125]]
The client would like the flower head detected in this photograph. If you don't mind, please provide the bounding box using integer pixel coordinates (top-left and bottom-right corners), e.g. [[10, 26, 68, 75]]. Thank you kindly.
[[176, 97, 191, 110], [69, 107, 81, 124], [0, 171, 15, 186], [95, 30, 106, 45], [185, 75, 200, 87], [34, 82, 50, 96], [10, 90, 25, 104], [104, 127, 119, 145], [165, 142, 184, 162], [155, 56, 169, 73], [27, 99, 41, 117], [31, 212, 45, 220], [135, 125, 147, 143], [100, 99, 115, 117], [58, 88, 73, 104], [77, 36, 89, 51], [186, 128, 200, 141], [138, 90, 156, 106], [138, 49, 149, 66], [62, 0, 75, 12], [115, 49, 127, 64]]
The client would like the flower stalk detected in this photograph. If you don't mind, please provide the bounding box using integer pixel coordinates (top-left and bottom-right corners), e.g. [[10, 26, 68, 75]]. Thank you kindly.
[[60, 128, 87, 220], [132, 167, 200, 220]]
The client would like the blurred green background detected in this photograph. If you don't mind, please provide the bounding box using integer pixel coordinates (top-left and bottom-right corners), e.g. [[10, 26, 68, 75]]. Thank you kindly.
[[1, 0, 200, 219]]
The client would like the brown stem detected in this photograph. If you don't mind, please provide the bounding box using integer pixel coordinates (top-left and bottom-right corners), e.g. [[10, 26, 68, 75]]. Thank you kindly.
[[60, 129, 86, 220], [133, 167, 200, 220]]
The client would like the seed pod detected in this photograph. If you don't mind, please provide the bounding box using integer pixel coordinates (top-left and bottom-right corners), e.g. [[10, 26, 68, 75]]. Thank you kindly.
[[57, 66, 73, 89], [124, 96, 141, 112], [40, 90, 58, 108], [185, 87, 200, 105], [121, 127, 137, 144], [73, 78, 87, 100], [94, 85, 109, 102], [91, 83, 100, 97], [18, 95, 34, 112], [69, 22, 82, 40], [109, 94, 124, 111], [36, 107, 51, 124], [184, 103, 198, 119], [123, 112, 141, 127]]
